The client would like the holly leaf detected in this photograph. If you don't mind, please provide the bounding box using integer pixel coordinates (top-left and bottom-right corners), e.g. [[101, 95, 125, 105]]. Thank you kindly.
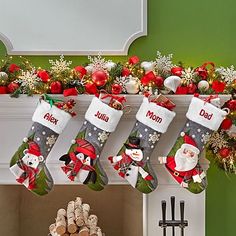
[[87, 162, 106, 191], [32, 168, 51, 196], [168, 135, 184, 157], [10, 134, 35, 167], [68, 129, 86, 154]]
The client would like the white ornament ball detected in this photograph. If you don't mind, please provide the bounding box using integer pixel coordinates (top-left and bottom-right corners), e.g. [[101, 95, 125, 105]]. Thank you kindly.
[[125, 77, 140, 94], [105, 62, 116, 71], [0, 71, 8, 80], [85, 65, 93, 74], [198, 80, 209, 91], [164, 76, 182, 92], [141, 61, 155, 72]]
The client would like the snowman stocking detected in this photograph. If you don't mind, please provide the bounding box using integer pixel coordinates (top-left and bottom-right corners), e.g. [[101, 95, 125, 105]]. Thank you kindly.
[[9, 95, 76, 196], [59, 94, 126, 191], [158, 95, 228, 194], [108, 95, 176, 194]]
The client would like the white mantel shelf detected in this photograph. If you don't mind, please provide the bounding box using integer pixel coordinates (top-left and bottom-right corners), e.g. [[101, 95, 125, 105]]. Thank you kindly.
[[0, 94, 231, 185]]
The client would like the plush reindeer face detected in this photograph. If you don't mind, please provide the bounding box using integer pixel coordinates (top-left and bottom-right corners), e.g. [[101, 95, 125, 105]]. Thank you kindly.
[[22, 149, 44, 169]]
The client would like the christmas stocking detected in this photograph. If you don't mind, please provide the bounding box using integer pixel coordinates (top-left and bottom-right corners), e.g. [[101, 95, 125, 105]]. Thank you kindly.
[[159, 95, 228, 194], [59, 94, 126, 191], [9, 95, 76, 196], [108, 95, 176, 194]]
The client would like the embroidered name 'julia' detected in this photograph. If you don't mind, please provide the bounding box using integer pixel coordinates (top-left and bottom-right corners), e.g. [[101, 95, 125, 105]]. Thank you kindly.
[[44, 113, 59, 125], [146, 110, 162, 123], [199, 109, 213, 120], [95, 111, 109, 122]]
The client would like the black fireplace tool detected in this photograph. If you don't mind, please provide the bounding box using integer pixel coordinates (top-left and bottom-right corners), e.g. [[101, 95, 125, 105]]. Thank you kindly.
[[159, 196, 188, 236]]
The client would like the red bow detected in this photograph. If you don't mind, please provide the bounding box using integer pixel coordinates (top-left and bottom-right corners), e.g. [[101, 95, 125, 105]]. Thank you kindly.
[[203, 95, 219, 104], [195, 62, 215, 79], [151, 99, 176, 111], [16, 159, 39, 190], [61, 152, 95, 181]]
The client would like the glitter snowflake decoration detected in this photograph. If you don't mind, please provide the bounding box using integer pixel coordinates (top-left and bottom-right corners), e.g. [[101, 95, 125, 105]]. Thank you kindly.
[[148, 132, 161, 144], [201, 132, 211, 144], [181, 67, 196, 85], [114, 76, 129, 93], [98, 131, 109, 143], [46, 135, 57, 147], [88, 54, 112, 72], [15, 69, 41, 93], [154, 51, 174, 76], [216, 65, 236, 85], [49, 55, 72, 74], [208, 131, 228, 153]]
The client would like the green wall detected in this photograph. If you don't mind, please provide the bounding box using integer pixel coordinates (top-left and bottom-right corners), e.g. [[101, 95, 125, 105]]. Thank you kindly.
[[1, 0, 236, 235]]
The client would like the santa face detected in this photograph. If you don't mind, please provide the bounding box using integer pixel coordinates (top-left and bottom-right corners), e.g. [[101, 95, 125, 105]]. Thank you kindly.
[[76, 153, 91, 166], [125, 148, 143, 161], [175, 145, 198, 171]]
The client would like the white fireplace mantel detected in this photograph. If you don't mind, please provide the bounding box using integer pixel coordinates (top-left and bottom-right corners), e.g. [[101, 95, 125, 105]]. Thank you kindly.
[[0, 94, 231, 236]]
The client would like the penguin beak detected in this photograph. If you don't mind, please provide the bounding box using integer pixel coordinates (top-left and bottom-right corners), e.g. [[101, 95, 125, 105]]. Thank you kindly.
[[82, 160, 86, 164]]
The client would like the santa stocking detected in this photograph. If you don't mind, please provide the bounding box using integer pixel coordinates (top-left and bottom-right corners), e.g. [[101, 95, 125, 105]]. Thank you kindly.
[[108, 95, 176, 194], [59, 94, 125, 191], [9, 95, 76, 196], [159, 95, 228, 194]]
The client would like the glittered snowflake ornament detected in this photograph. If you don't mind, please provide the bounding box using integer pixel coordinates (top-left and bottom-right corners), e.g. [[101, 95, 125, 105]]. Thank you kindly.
[[9, 95, 75, 196]]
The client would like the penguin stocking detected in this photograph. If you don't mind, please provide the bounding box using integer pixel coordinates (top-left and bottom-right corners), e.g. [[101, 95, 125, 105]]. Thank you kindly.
[[9, 95, 76, 196], [59, 94, 126, 191], [108, 95, 176, 194]]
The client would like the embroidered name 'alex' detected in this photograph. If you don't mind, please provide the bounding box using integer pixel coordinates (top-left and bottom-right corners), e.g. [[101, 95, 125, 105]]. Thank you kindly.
[[44, 113, 59, 125], [95, 111, 109, 122], [146, 110, 162, 123], [199, 109, 213, 120]]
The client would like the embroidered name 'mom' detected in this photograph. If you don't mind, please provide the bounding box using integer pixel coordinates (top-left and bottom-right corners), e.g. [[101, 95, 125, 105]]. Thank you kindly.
[[95, 111, 109, 122], [146, 110, 162, 123], [44, 113, 59, 125]]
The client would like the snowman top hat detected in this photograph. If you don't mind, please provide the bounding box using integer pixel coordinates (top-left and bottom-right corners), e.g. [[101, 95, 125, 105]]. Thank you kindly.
[[124, 136, 144, 150]]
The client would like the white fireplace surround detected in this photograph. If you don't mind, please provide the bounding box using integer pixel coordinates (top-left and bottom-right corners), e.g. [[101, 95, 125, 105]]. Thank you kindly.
[[0, 94, 231, 236]]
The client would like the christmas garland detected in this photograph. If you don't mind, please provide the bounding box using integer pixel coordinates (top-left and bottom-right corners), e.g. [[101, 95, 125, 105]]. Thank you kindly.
[[207, 99, 236, 174], [0, 52, 235, 97]]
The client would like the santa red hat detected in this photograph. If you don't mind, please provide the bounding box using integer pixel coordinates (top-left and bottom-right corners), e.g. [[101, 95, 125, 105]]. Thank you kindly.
[[180, 132, 200, 154], [28, 142, 42, 157], [76, 139, 96, 159]]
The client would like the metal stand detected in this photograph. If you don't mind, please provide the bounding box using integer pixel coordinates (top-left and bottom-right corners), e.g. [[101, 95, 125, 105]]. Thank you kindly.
[[159, 196, 188, 236]]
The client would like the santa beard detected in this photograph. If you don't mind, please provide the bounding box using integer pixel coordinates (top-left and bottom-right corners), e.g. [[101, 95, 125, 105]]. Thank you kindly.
[[174, 148, 198, 171]]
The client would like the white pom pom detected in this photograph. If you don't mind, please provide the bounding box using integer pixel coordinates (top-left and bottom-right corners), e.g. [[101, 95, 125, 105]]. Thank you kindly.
[[180, 132, 185, 137], [164, 76, 182, 92], [71, 139, 76, 144], [23, 137, 28, 143]]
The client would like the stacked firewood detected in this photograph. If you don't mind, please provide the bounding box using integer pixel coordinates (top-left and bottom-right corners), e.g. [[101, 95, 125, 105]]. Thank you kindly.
[[49, 197, 103, 236]]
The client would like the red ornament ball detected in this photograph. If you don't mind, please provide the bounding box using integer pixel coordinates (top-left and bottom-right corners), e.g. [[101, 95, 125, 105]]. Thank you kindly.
[[154, 76, 164, 88], [111, 84, 122, 94], [74, 66, 87, 79], [7, 82, 19, 93], [219, 147, 231, 158], [187, 83, 197, 94], [122, 67, 131, 77], [171, 67, 183, 76], [212, 80, 226, 93], [50, 81, 62, 94], [37, 70, 50, 83], [227, 100, 236, 111], [221, 118, 233, 130], [91, 70, 108, 87], [85, 83, 98, 94]]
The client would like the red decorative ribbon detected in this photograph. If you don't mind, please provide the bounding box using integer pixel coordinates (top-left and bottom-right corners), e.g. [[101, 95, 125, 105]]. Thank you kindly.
[[16, 159, 39, 190], [203, 94, 219, 104], [61, 152, 95, 181], [195, 61, 215, 79], [151, 98, 176, 111]]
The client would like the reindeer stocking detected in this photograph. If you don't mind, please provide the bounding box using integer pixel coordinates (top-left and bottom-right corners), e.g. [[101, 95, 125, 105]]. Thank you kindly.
[[9, 95, 75, 196], [59, 94, 126, 191], [159, 95, 228, 194], [108, 95, 176, 194]]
